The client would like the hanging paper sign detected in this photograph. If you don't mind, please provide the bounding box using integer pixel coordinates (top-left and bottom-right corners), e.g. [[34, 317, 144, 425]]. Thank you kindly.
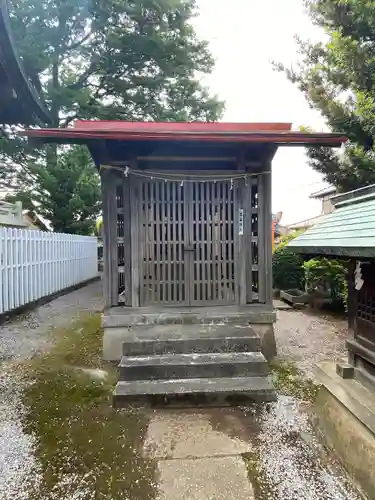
[[239, 209, 244, 236], [355, 261, 364, 291]]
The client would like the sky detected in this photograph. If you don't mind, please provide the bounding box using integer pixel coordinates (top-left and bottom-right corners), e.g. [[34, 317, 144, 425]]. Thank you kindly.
[[192, 0, 330, 225]]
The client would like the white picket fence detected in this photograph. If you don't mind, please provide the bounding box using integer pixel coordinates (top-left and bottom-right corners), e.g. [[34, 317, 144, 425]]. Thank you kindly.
[[0, 228, 98, 314]]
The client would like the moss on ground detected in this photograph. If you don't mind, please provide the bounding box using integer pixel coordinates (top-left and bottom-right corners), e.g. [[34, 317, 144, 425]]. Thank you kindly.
[[243, 450, 276, 500], [270, 359, 320, 403], [22, 314, 157, 500]]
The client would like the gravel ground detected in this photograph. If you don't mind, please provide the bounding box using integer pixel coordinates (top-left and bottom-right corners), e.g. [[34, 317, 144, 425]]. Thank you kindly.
[[240, 397, 361, 500], [0, 290, 362, 499], [274, 309, 349, 377], [0, 280, 104, 500], [0, 280, 103, 361]]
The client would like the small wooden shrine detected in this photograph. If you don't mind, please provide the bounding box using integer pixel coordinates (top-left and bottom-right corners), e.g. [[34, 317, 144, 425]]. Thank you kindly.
[[26, 121, 345, 311], [25, 121, 345, 404], [290, 184, 375, 388], [289, 184, 375, 497], [0, 0, 50, 124]]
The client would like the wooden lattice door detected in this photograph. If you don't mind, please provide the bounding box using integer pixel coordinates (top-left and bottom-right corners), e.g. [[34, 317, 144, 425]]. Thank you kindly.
[[139, 179, 188, 305], [189, 180, 237, 305], [138, 178, 238, 306]]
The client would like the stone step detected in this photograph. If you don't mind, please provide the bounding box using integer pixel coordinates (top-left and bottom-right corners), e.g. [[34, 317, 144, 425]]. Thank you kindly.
[[119, 352, 269, 380], [122, 324, 261, 356], [113, 376, 277, 407], [104, 305, 275, 328]]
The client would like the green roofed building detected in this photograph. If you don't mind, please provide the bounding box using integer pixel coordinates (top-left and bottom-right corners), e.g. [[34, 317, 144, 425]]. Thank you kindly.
[[288, 183, 375, 497], [289, 184, 375, 258]]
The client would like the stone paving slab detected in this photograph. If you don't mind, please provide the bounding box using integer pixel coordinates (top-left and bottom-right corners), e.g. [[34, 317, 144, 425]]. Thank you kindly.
[[156, 456, 254, 500], [143, 410, 251, 459]]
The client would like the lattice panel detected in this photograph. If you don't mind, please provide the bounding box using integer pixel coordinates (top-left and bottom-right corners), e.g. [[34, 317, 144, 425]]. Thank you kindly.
[[356, 262, 375, 323], [139, 180, 186, 305], [251, 179, 259, 301], [357, 288, 375, 323], [191, 181, 236, 304], [137, 178, 238, 306]]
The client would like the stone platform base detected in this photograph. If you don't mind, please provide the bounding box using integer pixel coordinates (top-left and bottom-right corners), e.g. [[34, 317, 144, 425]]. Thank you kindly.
[[102, 304, 277, 362], [102, 305, 277, 405], [314, 361, 375, 499]]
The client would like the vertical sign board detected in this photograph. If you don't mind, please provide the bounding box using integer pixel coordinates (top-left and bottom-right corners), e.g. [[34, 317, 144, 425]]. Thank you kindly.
[[239, 208, 244, 236]]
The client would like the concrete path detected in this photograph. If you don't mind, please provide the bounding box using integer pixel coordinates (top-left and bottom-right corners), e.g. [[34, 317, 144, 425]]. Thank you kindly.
[[143, 409, 255, 500], [142, 308, 362, 500], [144, 400, 361, 500]]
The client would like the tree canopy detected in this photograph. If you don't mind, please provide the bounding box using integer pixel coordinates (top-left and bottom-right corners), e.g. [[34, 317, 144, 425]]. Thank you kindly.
[[277, 0, 375, 192], [1, 0, 223, 233]]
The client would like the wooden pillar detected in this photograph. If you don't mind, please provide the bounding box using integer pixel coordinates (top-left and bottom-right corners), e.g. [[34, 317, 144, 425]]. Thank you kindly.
[[122, 176, 132, 306], [130, 175, 140, 307], [258, 170, 273, 305], [101, 168, 119, 308], [243, 179, 253, 304], [347, 259, 357, 337], [237, 178, 247, 305]]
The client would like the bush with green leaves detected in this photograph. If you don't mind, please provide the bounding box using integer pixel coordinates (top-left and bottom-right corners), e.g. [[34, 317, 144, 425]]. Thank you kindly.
[[272, 246, 305, 291], [272, 230, 305, 291], [303, 257, 348, 310]]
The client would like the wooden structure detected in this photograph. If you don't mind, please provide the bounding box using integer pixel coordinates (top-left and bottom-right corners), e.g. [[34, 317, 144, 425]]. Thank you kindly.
[[289, 184, 375, 497], [24, 121, 345, 403], [25, 121, 345, 311], [348, 258, 375, 386], [0, 0, 50, 124], [290, 183, 375, 389]]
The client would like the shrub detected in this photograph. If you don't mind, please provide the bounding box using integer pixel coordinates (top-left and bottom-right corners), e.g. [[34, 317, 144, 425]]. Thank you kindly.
[[272, 246, 305, 290], [303, 257, 348, 310]]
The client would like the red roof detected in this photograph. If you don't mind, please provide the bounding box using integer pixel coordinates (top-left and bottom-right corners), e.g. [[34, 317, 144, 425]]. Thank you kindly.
[[23, 120, 347, 146]]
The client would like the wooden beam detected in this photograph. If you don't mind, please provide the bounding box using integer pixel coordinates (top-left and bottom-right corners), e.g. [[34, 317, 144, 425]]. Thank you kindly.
[[258, 170, 273, 304], [347, 259, 356, 336], [122, 176, 132, 306], [263, 170, 273, 305], [244, 180, 253, 303], [130, 160, 140, 307], [244, 161, 263, 169], [108, 157, 238, 165], [136, 156, 237, 162], [101, 168, 118, 308], [236, 153, 247, 305]]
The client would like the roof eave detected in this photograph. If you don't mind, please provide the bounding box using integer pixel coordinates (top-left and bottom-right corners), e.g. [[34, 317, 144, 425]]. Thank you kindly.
[[0, 0, 51, 125], [21, 129, 347, 147], [289, 244, 375, 259]]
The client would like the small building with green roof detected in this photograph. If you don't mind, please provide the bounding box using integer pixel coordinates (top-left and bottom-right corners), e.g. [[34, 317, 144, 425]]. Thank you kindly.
[[289, 183, 375, 259], [288, 183, 375, 497], [289, 183, 375, 376]]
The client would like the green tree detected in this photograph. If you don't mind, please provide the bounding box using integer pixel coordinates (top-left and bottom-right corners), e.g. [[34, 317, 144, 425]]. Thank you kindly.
[[2, 0, 223, 233], [277, 0, 375, 192], [7, 146, 101, 234]]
